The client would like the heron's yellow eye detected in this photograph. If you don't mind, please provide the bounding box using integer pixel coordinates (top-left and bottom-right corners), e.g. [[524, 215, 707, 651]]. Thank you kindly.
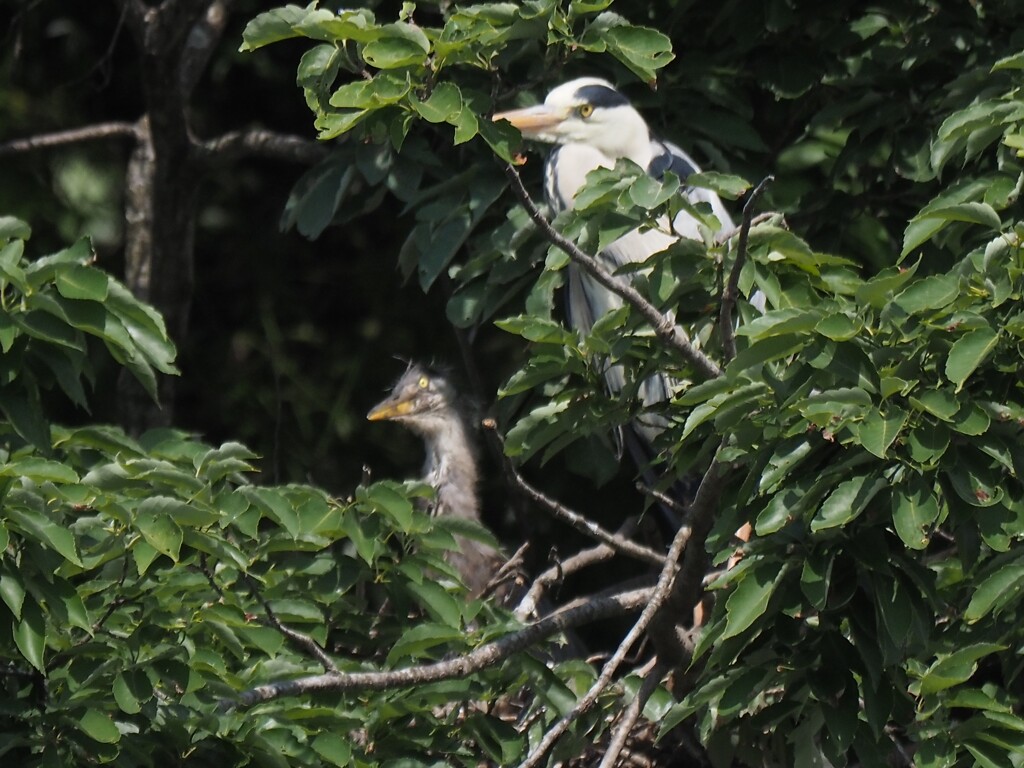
[[577, 103, 594, 118], [418, 376, 429, 389]]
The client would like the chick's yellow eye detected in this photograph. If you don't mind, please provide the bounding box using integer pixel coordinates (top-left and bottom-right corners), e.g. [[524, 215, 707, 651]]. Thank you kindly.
[[418, 376, 429, 389], [577, 103, 594, 118]]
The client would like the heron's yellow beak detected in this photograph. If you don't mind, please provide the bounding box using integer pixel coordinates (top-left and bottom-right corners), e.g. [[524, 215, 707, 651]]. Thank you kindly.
[[492, 105, 568, 136], [367, 398, 414, 421]]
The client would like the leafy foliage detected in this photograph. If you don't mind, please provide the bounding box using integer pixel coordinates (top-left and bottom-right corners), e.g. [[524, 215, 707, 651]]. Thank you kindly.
[[0, 219, 597, 766], [6, 0, 1024, 766], [241, 1, 1024, 766]]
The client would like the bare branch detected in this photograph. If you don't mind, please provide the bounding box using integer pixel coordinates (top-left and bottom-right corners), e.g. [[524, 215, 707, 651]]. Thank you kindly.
[[501, 162, 722, 380], [713, 211, 780, 247], [499, 456, 666, 568], [636, 481, 688, 518], [719, 176, 773, 361], [178, 1, 232, 97], [598, 659, 670, 768], [0, 122, 141, 157], [519, 508, 695, 767], [650, 441, 735, 665], [226, 586, 654, 710], [197, 129, 329, 166], [514, 519, 638, 620]]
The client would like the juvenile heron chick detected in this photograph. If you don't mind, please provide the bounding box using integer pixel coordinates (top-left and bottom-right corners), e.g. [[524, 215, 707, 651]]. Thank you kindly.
[[367, 363, 502, 596]]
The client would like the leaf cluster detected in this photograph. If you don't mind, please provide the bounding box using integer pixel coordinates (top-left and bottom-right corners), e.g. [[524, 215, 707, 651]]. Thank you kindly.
[[244, 2, 1024, 765]]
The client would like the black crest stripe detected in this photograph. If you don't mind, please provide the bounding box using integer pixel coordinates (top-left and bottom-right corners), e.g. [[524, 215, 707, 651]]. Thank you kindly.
[[573, 83, 629, 108]]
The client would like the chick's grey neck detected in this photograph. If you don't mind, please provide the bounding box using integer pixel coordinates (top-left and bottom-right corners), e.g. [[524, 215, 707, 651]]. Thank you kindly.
[[409, 406, 479, 522]]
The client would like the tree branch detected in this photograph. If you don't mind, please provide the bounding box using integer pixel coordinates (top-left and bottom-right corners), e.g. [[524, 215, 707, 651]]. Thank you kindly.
[[598, 659, 670, 768], [514, 520, 638, 620], [713, 211, 779, 247], [226, 586, 654, 710], [501, 162, 722, 380], [0, 122, 141, 157], [241, 573, 339, 674], [499, 451, 666, 568], [519, 507, 695, 768], [719, 176, 773, 362], [196, 128, 329, 166], [178, 0, 231, 97]]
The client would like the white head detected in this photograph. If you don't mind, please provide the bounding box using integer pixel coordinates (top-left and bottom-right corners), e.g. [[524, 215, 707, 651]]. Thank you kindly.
[[493, 77, 653, 166]]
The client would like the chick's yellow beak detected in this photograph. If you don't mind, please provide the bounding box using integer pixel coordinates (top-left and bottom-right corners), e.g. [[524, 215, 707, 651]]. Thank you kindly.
[[366, 398, 414, 422]]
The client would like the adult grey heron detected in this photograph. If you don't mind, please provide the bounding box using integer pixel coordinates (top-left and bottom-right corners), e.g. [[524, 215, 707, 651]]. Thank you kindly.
[[493, 78, 752, 460], [367, 363, 503, 596]]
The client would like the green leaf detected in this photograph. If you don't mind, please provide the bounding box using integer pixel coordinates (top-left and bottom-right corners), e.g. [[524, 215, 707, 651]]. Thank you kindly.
[[495, 315, 574, 344], [810, 474, 886, 532], [0, 216, 31, 241], [406, 579, 462, 628], [727, 334, 807, 374], [893, 275, 959, 314], [891, 480, 939, 550], [799, 549, 833, 610], [815, 313, 862, 341], [240, 487, 301, 537], [14, 598, 45, 672], [138, 495, 218, 529], [362, 23, 429, 69], [993, 50, 1024, 71], [964, 562, 1024, 623], [0, 386, 52, 452], [358, 482, 415, 531], [721, 560, 781, 639], [603, 24, 675, 81], [945, 326, 998, 389], [686, 172, 751, 200], [6, 506, 83, 566], [756, 487, 803, 535], [856, 407, 907, 458], [916, 643, 1005, 694], [54, 265, 110, 302], [910, 389, 960, 421], [78, 709, 121, 744], [240, 6, 312, 51], [0, 457, 79, 484], [738, 307, 821, 341], [135, 506, 183, 561], [312, 733, 353, 767], [386, 623, 464, 664], [413, 82, 462, 123], [916, 202, 1001, 230], [0, 564, 25, 619], [131, 540, 160, 576], [113, 674, 142, 714], [855, 261, 919, 308]]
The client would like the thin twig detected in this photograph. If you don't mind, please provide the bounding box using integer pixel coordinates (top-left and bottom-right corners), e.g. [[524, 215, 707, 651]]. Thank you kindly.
[[636, 481, 689, 518], [504, 458, 665, 568], [241, 573, 339, 674], [514, 519, 638, 620], [519, 514, 694, 767], [501, 162, 722, 380], [713, 211, 779, 247], [719, 176, 773, 361], [0, 122, 141, 156], [197, 555, 338, 674], [226, 586, 654, 710], [598, 659, 670, 768]]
